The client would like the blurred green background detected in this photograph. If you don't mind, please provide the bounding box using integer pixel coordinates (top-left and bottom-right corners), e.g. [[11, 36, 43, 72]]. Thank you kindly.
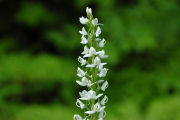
[[0, 0, 180, 120]]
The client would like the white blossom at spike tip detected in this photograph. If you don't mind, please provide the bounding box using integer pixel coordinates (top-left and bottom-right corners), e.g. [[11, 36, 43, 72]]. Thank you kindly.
[[79, 17, 89, 24], [86, 7, 92, 15], [74, 7, 109, 120]]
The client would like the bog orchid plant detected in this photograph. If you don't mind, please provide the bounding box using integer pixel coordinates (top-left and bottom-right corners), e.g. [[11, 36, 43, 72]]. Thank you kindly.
[[73, 7, 109, 120]]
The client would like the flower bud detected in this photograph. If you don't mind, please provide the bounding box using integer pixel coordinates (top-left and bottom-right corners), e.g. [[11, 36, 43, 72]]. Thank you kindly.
[[86, 7, 92, 19]]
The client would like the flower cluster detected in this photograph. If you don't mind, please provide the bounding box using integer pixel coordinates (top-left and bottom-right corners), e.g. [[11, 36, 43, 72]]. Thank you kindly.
[[74, 7, 109, 120]]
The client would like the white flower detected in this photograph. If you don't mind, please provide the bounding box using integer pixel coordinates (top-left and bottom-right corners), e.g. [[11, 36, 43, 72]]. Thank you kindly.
[[76, 7, 108, 120], [92, 18, 98, 26], [101, 95, 108, 105], [96, 50, 109, 58], [76, 77, 93, 87], [98, 68, 108, 77], [81, 35, 88, 44], [78, 56, 86, 66], [74, 114, 82, 120], [92, 18, 103, 26], [76, 99, 85, 109], [96, 26, 101, 37], [95, 80, 104, 84], [79, 90, 103, 100], [81, 46, 89, 55], [99, 38, 106, 47], [86, 57, 106, 68], [86, 64, 95, 68], [99, 111, 106, 119], [85, 102, 105, 114], [79, 17, 89, 24], [86, 7, 92, 15], [77, 67, 86, 77], [96, 38, 101, 41], [86, 56, 101, 68], [101, 81, 108, 91], [94, 57, 102, 65], [83, 47, 96, 58], [79, 27, 87, 35], [98, 63, 107, 70], [79, 90, 90, 100]]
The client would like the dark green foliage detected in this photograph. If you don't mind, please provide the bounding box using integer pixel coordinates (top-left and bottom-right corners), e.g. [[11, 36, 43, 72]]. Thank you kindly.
[[0, 0, 180, 119]]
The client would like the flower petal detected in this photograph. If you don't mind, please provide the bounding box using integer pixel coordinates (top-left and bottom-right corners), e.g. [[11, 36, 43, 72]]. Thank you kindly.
[[95, 93, 103, 99], [85, 111, 95, 114]]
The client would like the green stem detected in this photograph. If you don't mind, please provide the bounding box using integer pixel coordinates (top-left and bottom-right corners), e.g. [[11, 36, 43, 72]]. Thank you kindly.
[[88, 15, 97, 120]]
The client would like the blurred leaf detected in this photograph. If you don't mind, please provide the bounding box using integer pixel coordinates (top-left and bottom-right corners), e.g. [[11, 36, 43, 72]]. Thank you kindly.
[[107, 101, 142, 120], [0, 54, 75, 82], [15, 2, 54, 26], [146, 96, 180, 120], [15, 105, 73, 120], [0, 37, 15, 54], [44, 25, 80, 51]]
